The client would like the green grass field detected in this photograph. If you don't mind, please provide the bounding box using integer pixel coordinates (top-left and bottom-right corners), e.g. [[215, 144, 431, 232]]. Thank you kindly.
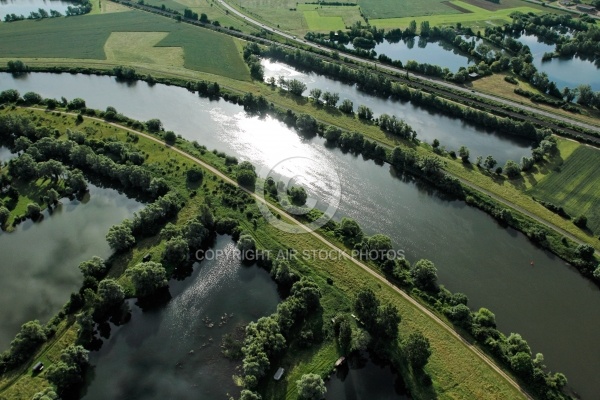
[[370, 0, 544, 29], [303, 10, 346, 31], [529, 145, 600, 233], [0, 10, 250, 80], [359, 0, 461, 19]]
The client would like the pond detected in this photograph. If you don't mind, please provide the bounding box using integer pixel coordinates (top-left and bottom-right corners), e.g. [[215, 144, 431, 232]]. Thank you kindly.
[[371, 36, 478, 73], [1, 72, 599, 398], [82, 236, 280, 400], [261, 60, 533, 164], [0, 0, 74, 19], [0, 184, 143, 349], [515, 33, 600, 91], [325, 352, 410, 400]]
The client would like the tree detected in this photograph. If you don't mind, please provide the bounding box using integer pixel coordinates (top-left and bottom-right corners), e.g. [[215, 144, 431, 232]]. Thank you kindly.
[[510, 352, 533, 379], [0, 206, 9, 226], [97, 279, 125, 309], [7, 320, 46, 364], [23, 92, 43, 104], [483, 155, 497, 171], [339, 99, 354, 114], [163, 130, 176, 144], [79, 256, 106, 279], [504, 160, 521, 178], [146, 118, 163, 132], [31, 388, 59, 400], [9, 153, 38, 180], [474, 307, 496, 328], [162, 236, 189, 267], [297, 373, 326, 400], [432, 139, 440, 149], [186, 167, 203, 183], [27, 203, 41, 219], [288, 186, 307, 206], [357, 105, 373, 120], [573, 214, 587, 229], [106, 222, 135, 252], [447, 304, 472, 328], [338, 217, 362, 242], [309, 88, 322, 102], [410, 259, 438, 291], [240, 390, 262, 400], [237, 169, 257, 189], [126, 261, 168, 297], [287, 79, 307, 96], [458, 146, 470, 163], [296, 114, 318, 134], [577, 84, 595, 106], [337, 318, 352, 353], [323, 126, 341, 142], [46, 345, 89, 395], [322, 91, 339, 107], [376, 303, 401, 341], [354, 288, 379, 328], [237, 234, 256, 262], [7, 60, 27, 74], [403, 331, 431, 369], [520, 156, 534, 172]]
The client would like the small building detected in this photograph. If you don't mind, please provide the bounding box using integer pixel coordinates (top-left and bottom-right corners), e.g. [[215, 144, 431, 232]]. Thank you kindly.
[[32, 362, 44, 373], [576, 4, 597, 13], [274, 367, 285, 381], [142, 253, 152, 262]]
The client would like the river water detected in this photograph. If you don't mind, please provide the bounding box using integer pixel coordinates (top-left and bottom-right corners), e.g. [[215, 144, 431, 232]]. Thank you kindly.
[[1, 72, 598, 398], [82, 236, 280, 400], [261, 60, 533, 164], [0, 184, 142, 349]]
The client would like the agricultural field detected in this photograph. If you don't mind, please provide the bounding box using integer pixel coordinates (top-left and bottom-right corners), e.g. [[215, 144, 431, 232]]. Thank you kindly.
[[227, 0, 365, 33], [0, 10, 250, 80], [141, 0, 257, 31], [358, 0, 462, 19], [528, 143, 600, 233], [369, 0, 545, 29]]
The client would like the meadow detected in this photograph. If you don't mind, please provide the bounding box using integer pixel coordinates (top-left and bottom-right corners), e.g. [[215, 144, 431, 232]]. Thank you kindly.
[[370, 0, 544, 29], [529, 144, 600, 232], [358, 0, 461, 19], [0, 10, 250, 80]]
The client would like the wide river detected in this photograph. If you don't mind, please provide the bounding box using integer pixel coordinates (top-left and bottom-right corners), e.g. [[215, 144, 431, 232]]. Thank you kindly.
[[1, 71, 598, 398], [0, 184, 142, 348]]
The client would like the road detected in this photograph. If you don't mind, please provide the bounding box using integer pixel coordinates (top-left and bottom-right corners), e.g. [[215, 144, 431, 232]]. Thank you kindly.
[[57, 109, 531, 400], [216, 0, 600, 134]]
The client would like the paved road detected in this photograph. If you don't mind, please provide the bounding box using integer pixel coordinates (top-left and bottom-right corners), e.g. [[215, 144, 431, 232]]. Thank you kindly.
[[217, 0, 600, 134], [84, 110, 531, 400]]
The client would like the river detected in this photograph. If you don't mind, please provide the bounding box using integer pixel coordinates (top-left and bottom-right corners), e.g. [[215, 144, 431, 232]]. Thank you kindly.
[[261, 60, 533, 165], [0, 184, 143, 349], [1, 72, 598, 398]]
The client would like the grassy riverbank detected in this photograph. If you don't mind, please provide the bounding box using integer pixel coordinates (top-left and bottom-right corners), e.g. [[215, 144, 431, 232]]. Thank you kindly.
[[0, 107, 527, 399]]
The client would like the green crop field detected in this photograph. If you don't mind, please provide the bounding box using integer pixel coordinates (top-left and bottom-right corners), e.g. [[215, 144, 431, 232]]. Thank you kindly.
[[369, 0, 544, 29], [529, 145, 600, 233], [0, 10, 250, 80], [303, 10, 346, 31], [358, 0, 461, 19]]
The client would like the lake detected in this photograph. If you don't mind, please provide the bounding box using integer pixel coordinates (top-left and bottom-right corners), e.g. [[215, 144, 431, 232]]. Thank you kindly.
[[82, 236, 280, 400], [0, 0, 73, 19], [0, 183, 143, 349]]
